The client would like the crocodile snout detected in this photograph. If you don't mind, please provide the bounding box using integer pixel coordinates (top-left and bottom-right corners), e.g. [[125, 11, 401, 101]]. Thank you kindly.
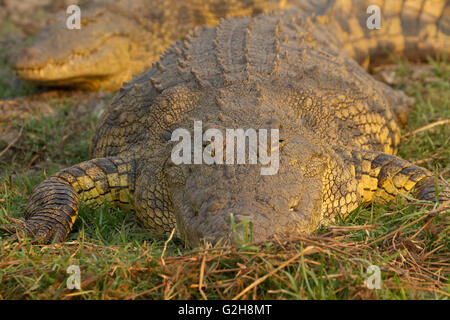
[[11, 47, 47, 72]]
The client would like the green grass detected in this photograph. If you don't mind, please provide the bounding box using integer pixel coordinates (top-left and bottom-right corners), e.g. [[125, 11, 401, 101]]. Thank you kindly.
[[0, 98, 96, 176], [0, 57, 448, 300], [0, 59, 37, 99], [0, 17, 37, 99]]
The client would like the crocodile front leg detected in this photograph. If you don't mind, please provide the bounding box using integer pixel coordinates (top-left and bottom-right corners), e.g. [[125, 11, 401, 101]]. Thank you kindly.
[[133, 164, 176, 237], [321, 151, 449, 223], [1, 157, 136, 243], [356, 151, 449, 204]]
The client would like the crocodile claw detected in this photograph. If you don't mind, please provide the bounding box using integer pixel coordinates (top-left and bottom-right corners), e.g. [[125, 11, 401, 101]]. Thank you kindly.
[[0, 216, 24, 232], [0, 216, 67, 243], [0, 216, 27, 241]]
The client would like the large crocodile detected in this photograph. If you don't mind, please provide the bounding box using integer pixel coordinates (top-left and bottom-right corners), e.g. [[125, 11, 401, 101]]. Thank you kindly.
[[2, 0, 449, 246]]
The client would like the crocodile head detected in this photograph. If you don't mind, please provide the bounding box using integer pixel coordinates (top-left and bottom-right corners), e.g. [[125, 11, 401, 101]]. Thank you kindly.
[[157, 84, 331, 246], [11, 3, 155, 91]]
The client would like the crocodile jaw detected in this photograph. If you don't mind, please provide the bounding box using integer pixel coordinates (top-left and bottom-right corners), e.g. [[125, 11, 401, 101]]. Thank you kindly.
[[11, 37, 134, 91]]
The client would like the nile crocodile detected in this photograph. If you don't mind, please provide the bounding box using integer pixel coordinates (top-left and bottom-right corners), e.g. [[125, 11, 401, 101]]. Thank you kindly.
[[2, 0, 449, 246]]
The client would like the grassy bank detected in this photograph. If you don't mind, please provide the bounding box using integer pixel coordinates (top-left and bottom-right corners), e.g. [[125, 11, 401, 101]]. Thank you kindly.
[[0, 57, 448, 299]]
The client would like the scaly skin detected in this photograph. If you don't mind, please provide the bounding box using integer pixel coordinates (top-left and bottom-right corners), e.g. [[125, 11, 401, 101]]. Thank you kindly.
[[11, 0, 450, 91], [11, 0, 297, 90], [2, 1, 449, 246]]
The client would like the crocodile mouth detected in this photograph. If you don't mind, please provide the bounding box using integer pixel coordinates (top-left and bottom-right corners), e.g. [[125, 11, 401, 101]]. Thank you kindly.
[[11, 36, 131, 89], [12, 52, 120, 89], [174, 189, 313, 246], [13, 65, 114, 90]]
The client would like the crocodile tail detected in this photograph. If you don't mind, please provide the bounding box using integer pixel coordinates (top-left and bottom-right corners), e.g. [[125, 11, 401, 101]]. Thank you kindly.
[[319, 0, 450, 68], [1, 157, 136, 243]]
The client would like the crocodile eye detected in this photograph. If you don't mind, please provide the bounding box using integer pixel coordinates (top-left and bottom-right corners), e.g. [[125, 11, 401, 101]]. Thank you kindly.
[[161, 130, 172, 142]]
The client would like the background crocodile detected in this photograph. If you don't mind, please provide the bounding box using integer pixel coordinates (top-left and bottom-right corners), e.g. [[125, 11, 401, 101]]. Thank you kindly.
[[1, 0, 449, 246], [11, 0, 450, 91], [11, 0, 296, 90]]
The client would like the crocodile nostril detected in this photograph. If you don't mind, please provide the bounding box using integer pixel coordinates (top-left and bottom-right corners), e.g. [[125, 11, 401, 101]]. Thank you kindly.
[[20, 47, 43, 61], [289, 199, 300, 212], [24, 47, 40, 54], [199, 199, 226, 217], [11, 47, 45, 69]]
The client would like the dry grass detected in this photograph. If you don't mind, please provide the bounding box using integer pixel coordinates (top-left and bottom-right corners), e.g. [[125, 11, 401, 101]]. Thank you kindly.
[[0, 198, 448, 299]]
